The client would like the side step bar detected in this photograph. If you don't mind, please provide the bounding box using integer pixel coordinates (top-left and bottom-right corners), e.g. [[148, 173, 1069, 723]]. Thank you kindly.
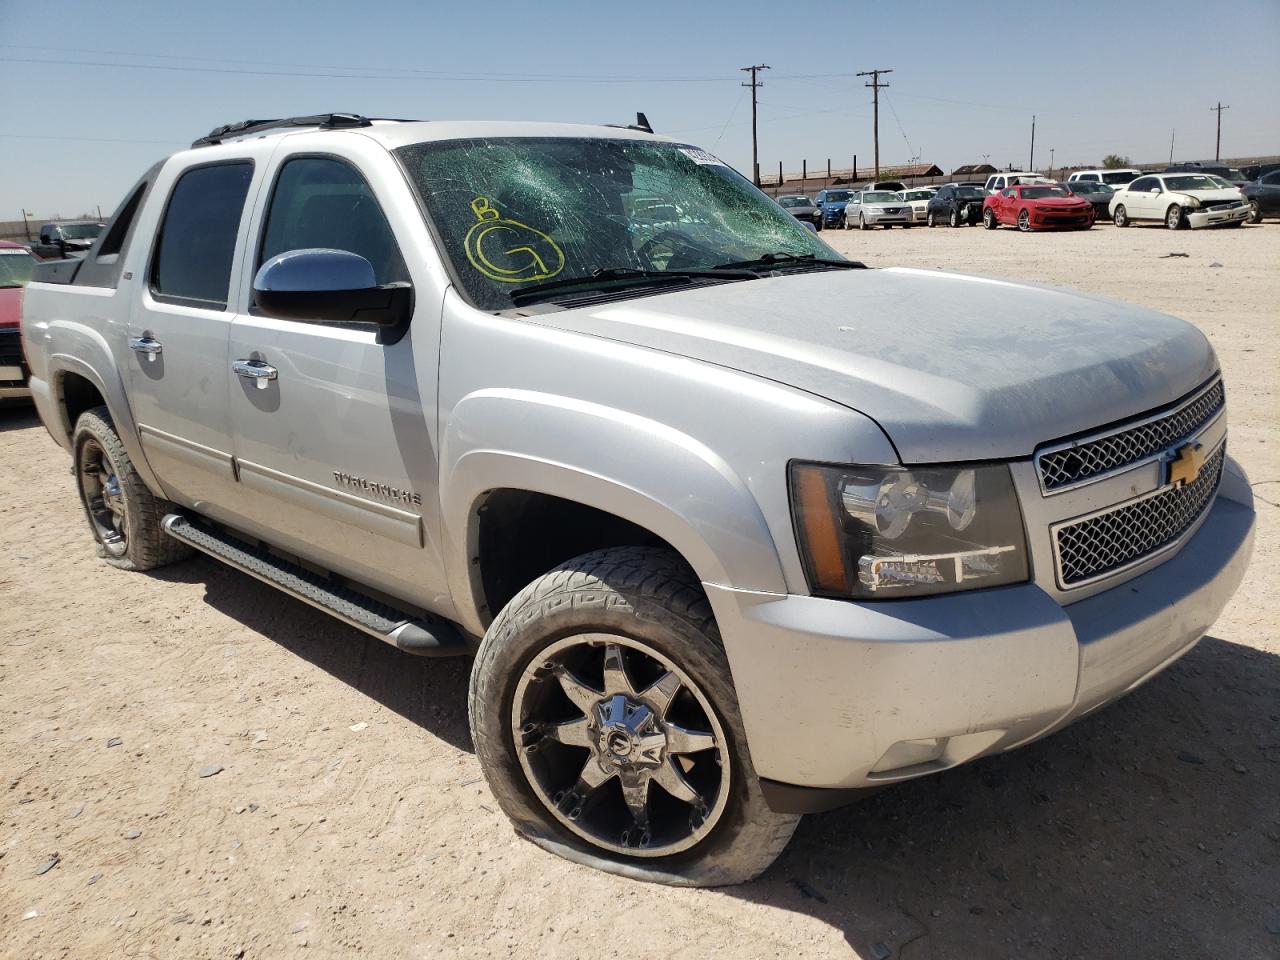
[[162, 514, 469, 657]]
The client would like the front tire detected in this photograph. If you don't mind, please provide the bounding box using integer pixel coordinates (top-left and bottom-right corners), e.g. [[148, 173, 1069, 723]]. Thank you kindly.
[[1247, 200, 1261, 224], [1017, 209, 1032, 232], [1113, 205, 1129, 227], [1166, 204, 1185, 230], [858, 213, 869, 231], [72, 406, 191, 571], [469, 546, 799, 887], [949, 209, 960, 228]]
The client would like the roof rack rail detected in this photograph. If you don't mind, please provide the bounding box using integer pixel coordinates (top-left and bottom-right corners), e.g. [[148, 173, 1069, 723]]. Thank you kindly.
[[192, 113, 373, 148]]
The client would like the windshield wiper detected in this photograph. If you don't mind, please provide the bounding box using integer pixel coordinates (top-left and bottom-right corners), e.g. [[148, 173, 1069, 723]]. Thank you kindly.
[[508, 267, 755, 306], [710, 252, 866, 273]]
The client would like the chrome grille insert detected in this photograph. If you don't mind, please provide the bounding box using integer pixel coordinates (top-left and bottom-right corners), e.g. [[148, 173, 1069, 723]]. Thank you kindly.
[[1036, 378, 1224, 494], [1052, 442, 1224, 588]]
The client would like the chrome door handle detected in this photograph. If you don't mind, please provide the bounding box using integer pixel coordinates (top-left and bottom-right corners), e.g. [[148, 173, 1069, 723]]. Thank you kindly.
[[232, 359, 278, 390], [129, 336, 162, 363]]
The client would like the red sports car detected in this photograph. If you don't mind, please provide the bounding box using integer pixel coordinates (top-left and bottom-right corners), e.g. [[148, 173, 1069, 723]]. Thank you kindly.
[[0, 240, 37, 403], [983, 183, 1094, 232]]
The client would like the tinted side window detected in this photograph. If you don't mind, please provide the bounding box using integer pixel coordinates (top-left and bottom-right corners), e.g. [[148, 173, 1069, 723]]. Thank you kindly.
[[1263, 171, 1280, 185], [1129, 177, 1151, 192], [259, 156, 407, 286], [151, 162, 253, 309]]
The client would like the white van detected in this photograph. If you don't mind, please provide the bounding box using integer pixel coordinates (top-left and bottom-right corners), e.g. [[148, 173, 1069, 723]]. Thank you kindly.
[[1067, 168, 1143, 189], [984, 172, 1053, 193]]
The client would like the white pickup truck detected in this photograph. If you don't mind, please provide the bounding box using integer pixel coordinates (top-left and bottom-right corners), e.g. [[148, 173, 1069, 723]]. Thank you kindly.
[[21, 113, 1255, 886]]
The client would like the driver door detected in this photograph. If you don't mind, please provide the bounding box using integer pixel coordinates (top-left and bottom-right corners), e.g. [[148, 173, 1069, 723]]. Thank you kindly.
[[225, 146, 451, 612]]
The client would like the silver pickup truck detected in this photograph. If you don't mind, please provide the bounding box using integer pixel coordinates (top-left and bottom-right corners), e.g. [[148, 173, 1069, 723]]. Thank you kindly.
[[21, 113, 1255, 887]]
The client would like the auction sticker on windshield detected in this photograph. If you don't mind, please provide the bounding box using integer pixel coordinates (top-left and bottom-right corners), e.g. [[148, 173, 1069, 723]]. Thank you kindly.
[[678, 146, 725, 166]]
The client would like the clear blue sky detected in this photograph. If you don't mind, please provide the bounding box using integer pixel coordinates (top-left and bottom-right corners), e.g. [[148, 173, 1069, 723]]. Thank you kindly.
[[2, 0, 1278, 218]]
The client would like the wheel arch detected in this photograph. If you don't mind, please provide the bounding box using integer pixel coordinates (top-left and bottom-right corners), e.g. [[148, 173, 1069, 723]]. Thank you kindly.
[[440, 390, 787, 636]]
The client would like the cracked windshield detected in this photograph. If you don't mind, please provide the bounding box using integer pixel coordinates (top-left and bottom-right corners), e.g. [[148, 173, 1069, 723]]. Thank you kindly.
[[396, 137, 838, 309]]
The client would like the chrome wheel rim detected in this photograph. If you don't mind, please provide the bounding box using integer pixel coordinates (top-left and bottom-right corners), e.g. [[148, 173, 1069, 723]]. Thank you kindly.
[[1018, 210, 1030, 231], [984, 209, 995, 228], [1166, 206, 1181, 229], [511, 633, 730, 858], [1249, 200, 1260, 222], [78, 438, 127, 557], [1115, 206, 1126, 226]]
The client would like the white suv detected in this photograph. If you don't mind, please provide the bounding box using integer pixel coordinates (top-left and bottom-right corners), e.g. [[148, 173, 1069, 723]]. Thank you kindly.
[[1067, 168, 1143, 189], [983, 172, 1052, 193]]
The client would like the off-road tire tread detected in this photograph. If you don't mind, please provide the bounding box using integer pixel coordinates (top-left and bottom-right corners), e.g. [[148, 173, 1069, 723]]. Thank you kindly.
[[74, 406, 191, 571], [469, 546, 799, 887]]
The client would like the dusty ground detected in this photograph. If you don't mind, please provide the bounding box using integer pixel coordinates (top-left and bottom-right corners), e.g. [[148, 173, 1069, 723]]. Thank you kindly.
[[2, 220, 1277, 960]]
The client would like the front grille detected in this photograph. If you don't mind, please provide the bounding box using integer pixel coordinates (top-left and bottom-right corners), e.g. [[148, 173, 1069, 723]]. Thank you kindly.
[[1053, 443, 1224, 587], [1206, 200, 1242, 210], [1037, 378, 1224, 492]]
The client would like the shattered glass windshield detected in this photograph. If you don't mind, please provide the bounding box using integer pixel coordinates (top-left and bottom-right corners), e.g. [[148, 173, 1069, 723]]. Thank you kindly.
[[396, 137, 836, 310]]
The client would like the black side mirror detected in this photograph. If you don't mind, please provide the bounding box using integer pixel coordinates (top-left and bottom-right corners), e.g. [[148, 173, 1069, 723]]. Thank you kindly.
[[253, 249, 410, 327]]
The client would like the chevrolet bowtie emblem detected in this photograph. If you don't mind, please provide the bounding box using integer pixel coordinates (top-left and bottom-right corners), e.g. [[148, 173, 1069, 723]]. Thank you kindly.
[[1167, 441, 1206, 487]]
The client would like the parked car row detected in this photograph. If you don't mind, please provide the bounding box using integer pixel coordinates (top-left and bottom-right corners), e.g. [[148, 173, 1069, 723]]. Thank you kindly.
[[777, 162, 1277, 233]]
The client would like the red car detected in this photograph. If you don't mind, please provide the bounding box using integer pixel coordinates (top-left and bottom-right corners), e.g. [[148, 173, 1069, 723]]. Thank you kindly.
[[0, 240, 37, 403], [983, 183, 1094, 232]]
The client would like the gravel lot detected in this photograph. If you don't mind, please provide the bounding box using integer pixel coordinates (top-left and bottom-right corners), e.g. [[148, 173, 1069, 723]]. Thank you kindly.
[[2, 220, 1277, 960]]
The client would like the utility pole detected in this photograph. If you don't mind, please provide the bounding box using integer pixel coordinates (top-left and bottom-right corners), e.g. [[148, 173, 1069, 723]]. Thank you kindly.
[[1169, 128, 1176, 165], [740, 64, 770, 186], [1210, 102, 1229, 161], [856, 68, 893, 178], [1029, 115, 1036, 171], [1049, 147, 1055, 176]]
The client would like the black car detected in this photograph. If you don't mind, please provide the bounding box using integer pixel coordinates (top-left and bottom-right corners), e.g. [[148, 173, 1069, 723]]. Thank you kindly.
[[1243, 169, 1280, 222], [926, 184, 988, 226], [775, 194, 822, 230], [1165, 162, 1248, 185], [1062, 180, 1116, 221], [1240, 162, 1280, 182]]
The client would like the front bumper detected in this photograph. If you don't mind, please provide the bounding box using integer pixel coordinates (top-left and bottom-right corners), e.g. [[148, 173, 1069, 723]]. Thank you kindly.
[[707, 463, 1254, 798], [0, 329, 31, 400], [1187, 204, 1249, 228], [863, 210, 913, 225]]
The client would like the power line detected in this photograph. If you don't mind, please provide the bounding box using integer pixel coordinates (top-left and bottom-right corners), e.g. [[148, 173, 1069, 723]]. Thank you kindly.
[[856, 68, 892, 178], [0, 54, 728, 85], [740, 64, 770, 186], [882, 93, 915, 161]]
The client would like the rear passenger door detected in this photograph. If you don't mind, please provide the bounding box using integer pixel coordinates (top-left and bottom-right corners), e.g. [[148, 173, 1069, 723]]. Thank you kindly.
[[225, 145, 451, 612], [127, 158, 257, 510]]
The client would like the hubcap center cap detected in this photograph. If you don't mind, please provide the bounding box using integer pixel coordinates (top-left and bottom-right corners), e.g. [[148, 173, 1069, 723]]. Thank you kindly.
[[594, 694, 664, 768]]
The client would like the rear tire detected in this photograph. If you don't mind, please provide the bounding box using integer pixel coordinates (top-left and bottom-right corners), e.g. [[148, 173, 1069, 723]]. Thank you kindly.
[[469, 546, 800, 887], [1247, 200, 1262, 224], [72, 406, 191, 571]]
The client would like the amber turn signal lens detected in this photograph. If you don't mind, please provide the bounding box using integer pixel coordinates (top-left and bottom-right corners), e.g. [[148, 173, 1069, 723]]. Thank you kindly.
[[791, 464, 849, 593]]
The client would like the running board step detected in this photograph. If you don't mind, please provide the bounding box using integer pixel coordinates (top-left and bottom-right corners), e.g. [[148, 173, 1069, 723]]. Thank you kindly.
[[162, 514, 468, 657]]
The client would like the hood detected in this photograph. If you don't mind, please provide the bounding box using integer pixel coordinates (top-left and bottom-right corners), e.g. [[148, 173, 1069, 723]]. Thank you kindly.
[[1028, 197, 1090, 207], [0, 286, 23, 330], [1177, 188, 1244, 202], [530, 268, 1216, 462]]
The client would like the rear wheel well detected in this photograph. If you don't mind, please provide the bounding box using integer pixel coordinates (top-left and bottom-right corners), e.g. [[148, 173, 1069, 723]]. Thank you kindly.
[[474, 489, 681, 624], [59, 372, 106, 437]]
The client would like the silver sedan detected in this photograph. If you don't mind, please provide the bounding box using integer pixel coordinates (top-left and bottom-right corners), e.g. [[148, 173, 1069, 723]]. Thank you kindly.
[[846, 190, 916, 229]]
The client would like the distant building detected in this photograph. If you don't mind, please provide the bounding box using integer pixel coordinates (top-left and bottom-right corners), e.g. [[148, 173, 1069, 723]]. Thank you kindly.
[[951, 163, 998, 176]]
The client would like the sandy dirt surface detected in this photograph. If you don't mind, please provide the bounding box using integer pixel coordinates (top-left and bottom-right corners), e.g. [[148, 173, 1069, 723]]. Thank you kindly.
[[2, 220, 1277, 960]]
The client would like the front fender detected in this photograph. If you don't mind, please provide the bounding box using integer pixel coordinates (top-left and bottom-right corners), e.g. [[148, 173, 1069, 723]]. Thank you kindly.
[[440, 388, 785, 637]]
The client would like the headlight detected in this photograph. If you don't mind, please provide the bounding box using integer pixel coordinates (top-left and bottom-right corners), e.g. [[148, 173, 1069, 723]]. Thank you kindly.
[[789, 461, 1029, 599], [1184, 197, 1201, 209]]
